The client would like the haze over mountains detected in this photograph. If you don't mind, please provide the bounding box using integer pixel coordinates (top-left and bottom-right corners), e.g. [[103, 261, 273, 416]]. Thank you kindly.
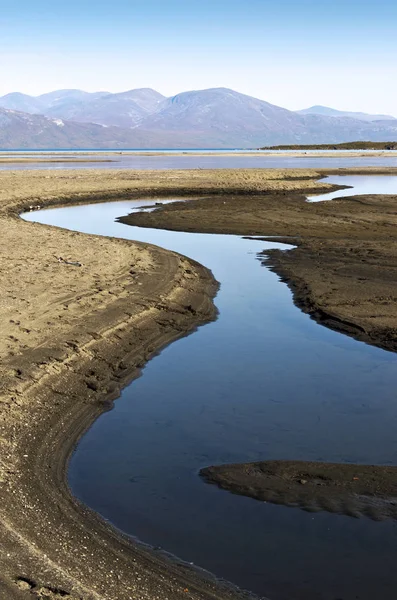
[[0, 87, 396, 149], [297, 105, 395, 122]]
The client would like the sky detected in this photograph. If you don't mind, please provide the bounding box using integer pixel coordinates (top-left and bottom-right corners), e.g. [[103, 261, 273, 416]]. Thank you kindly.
[[1, 0, 396, 114]]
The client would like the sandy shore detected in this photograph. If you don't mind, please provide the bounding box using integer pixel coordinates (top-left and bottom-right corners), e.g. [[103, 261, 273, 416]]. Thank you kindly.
[[1, 166, 396, 599]]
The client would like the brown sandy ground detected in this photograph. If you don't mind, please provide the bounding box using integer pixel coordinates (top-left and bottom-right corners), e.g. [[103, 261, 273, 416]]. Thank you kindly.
[[200, 461, 397, 521], [0, 167, 395, 600]]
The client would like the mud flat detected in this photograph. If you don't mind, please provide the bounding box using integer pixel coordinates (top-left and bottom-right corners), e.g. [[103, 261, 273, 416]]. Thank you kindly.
[[1, 166, 396, 599], [200, 461, 397, 520]]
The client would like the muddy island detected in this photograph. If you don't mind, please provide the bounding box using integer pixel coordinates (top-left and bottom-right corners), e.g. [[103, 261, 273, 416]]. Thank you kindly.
[[200, 460, 397, 520]]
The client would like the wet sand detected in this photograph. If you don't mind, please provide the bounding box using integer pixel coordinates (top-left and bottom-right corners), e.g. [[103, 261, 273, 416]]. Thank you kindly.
[[1, 166, 396, 599], [201, 461, 397, 521]]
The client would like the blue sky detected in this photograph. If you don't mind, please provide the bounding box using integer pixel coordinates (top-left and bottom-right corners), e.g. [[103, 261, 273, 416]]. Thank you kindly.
[[1, 0, 396, 113]]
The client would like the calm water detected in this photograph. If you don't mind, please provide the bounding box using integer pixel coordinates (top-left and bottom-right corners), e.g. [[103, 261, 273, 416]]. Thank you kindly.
[[4, 152, 397, 171], [309, 174, 397, 201], [24, 177, 397, 600]]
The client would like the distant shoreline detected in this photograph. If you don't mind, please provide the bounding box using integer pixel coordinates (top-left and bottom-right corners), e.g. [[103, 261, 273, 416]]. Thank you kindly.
[[261, 141, 397, 150], [1, 148, 397, 162]]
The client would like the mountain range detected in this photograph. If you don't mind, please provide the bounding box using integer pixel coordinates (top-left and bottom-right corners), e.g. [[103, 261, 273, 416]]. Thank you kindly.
[[0, 87, 396, 149]]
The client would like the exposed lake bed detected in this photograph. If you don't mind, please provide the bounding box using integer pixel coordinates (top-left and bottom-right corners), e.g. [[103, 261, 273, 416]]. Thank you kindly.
[[201, 460, 397, 520], [1, 166, 397, 599]]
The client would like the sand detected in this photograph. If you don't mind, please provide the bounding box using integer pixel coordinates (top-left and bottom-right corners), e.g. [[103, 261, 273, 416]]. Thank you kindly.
[[1, 166, 396, 599], [201, 461, 397, 521]]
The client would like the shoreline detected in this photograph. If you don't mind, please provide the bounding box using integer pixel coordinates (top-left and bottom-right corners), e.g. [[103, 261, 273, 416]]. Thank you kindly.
[[1, 166, 396, 599], [1, 149, 397, 162], [262, 244, 397, 354]]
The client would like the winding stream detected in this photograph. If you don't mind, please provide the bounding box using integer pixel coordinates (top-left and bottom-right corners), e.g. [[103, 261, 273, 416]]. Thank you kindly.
[[24, 176, 397, 600]]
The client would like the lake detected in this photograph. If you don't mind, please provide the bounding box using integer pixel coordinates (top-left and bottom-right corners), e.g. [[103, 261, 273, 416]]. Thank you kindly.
[[4, 151, 397, 171]]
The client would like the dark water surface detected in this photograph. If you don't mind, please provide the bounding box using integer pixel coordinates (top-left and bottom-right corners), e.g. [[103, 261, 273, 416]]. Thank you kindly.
[[24, 177, 397, 600], [4, 152, 397, 171]]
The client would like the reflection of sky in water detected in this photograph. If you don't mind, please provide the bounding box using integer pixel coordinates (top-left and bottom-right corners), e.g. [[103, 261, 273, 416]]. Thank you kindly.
[[24, 180, 397, 600], [308, 175, 397, 201]]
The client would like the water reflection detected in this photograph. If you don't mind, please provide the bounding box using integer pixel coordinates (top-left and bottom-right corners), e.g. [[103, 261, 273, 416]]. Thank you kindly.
[[309, 175, 397, 202]]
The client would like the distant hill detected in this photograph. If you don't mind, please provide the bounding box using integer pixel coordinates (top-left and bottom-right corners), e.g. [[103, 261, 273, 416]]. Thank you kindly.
[[0, 107, 205, 149], [0, 88, 165, 128], [261, 141, 397, 150], [0, 93, 46, 114], [0, 90, 109, 115], [44, 88, 165, 128], [297, 105, 396, 122], [138, 88, 301, 138], [135, 89, 397, 147], [1, 87, 397, 148]]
